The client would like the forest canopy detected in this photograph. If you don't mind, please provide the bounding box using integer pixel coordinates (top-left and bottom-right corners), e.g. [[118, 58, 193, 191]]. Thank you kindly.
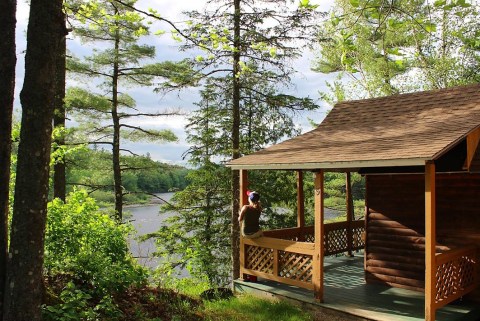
[[0, 0, 478, 319]]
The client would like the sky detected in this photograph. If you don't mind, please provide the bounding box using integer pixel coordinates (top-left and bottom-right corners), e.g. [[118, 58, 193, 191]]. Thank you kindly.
[[14, 0, 335, 166]]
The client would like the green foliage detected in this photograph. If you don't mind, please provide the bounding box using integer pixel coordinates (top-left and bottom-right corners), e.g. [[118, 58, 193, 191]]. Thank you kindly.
[[50, 126, 87, 168], [151, 70, 318, 288], [151, 163, 231, 287], [323, 172, 365, 218], [315, 0, 480, 99], [43, 282, 100, 321], [45, 190, 147, 291], [43, 190, 147, 320], [66, 0, 191, 219], [64, 87, 111, 115], [66, 148, 189, 204], [122, 127, 177, 143], [249, 170, 307, 228], [149, 60, 200, 90]]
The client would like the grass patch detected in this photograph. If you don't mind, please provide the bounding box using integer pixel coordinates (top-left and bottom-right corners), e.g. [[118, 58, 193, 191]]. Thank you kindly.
[[202, 294, 313, 321]]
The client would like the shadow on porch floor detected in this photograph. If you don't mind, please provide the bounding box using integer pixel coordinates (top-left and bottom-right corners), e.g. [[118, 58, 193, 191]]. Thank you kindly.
[[234, 255, 480, 321]]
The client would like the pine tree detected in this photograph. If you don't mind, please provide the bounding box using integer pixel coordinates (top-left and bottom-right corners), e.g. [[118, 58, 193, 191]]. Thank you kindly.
[[66, 0, 188, 220], [155, 73, 317, 286], [182, 0, 321, 279]]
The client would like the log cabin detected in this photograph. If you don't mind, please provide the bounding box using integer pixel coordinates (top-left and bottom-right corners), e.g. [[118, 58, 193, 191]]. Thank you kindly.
[[228, 84, 480, 321]]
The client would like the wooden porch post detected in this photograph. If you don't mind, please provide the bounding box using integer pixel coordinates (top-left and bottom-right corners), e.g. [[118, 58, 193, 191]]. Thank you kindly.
[[297, 170, 305, 228], [346, 172, 354, 256], [239, 169, 248, 279], [313, 171, 325, 301], [425, 162, 436, 321]]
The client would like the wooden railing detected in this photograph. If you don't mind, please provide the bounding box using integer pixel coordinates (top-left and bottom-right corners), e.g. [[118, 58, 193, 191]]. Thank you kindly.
[[242, 237, 315, 290], [263, 226, 313, 242], [241, 220, 365, 290], [263, 220, 365, 256], [433, 245, 477, 309], [325, 220, 365, 255]]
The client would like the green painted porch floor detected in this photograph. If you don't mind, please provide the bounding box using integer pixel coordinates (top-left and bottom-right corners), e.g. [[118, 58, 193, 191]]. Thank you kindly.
[[234, 255, 480, 321]]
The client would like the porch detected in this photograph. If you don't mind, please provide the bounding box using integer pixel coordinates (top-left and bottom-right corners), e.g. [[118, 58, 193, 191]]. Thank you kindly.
[[235, 255, 480, 321]]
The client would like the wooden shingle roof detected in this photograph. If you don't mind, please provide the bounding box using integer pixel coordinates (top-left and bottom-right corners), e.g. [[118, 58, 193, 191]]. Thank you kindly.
[[228, 84, 480, 170]]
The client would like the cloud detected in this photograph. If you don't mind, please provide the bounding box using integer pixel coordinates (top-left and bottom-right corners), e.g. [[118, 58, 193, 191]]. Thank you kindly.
[[122, 140, 191, 166]]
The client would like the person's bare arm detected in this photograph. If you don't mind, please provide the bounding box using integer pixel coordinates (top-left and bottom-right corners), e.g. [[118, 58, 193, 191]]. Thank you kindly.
[[238, 205, 247, 222]]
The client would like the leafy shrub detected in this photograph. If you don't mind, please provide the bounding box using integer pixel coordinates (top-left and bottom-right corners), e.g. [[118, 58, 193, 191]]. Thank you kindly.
[[43, 190, 147, 320], [43, 282, 99, 321]]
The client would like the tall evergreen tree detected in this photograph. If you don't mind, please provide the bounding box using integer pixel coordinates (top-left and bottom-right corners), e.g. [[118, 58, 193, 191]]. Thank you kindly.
[[182, 0, 320, 279], [66, 0, 189, 220], [155, 73, 317, 286], [155, 81, 232, 286], [3, 0, 65, 318], [0, 0, 16, 316]]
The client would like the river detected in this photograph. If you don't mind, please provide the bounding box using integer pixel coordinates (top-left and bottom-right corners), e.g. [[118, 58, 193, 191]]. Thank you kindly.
[[125, 192, 176, 269]]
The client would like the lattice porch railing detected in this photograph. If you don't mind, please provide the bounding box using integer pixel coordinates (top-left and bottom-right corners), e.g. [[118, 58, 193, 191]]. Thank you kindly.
[[433, 245, 477, 310], [263, 220, 365, 256], [324, 220, 365, 255], [242, 220, 365, 290], [242, 237, 315, 290]]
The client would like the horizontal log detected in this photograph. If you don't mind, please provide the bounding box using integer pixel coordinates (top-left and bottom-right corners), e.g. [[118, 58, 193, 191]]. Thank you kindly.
[[367, 212, 420, 221], [367, 239, 449, 252], [368, 240, 426, 252], [368, 219, 423, 230], [368, 233, 425, 245], [436, 235, 480, 247], [366, 266, 424, 281], [368, 246, 425, 258], [366, 272, 425, 289], [367, 226, 423, 237], [367, 253, 425, 266], [367, 259, 425, 272], [368, 208, 423, 215]]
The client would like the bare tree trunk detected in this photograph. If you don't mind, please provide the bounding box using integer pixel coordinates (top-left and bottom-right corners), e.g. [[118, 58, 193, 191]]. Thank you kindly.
[[53, 25, 67, 201], [231, 0, 241, 281], [112, 16, 123, 222], [0, 0, 17, 317], [3, 0, 64, 319]]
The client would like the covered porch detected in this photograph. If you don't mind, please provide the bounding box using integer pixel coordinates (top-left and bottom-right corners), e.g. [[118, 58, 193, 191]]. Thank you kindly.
[[237, 168, 478, 321], [235, 255, 480, 321], [229, 85, 480, 321]]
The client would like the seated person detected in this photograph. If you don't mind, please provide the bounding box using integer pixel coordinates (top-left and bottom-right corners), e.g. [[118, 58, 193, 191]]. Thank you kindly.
[[238, 191, 263, 239]]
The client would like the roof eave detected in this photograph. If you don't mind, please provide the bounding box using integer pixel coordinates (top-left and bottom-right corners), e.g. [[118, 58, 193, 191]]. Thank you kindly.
[[227, 157, 429, 171]]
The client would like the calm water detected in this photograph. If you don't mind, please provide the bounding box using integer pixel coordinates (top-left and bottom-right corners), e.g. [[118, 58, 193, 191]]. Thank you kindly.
[[125, 192, 177, 269]]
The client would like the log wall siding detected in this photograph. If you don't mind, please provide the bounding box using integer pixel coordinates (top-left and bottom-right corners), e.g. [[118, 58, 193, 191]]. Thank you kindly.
[[365, 173, 480, 300]]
